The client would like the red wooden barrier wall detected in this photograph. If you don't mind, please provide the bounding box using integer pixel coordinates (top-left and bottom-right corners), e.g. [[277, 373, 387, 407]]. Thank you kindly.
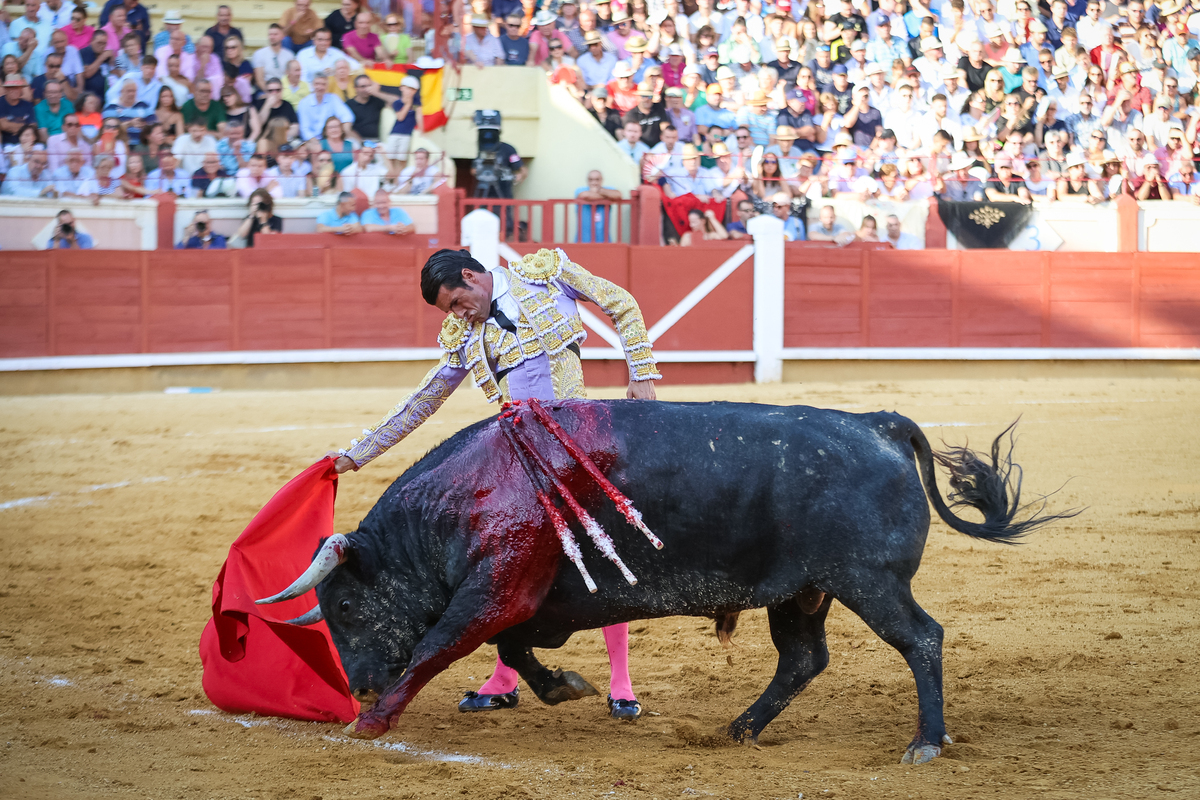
[[3, 248, 1198, 370]]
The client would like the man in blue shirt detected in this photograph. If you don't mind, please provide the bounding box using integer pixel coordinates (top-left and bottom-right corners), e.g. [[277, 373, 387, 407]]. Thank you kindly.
[[771, 192, 806, 241], [1, 149, 57, 196], [499, 14, 531, 65], [574, 169, 622, 243], [177, 210, 227, 249], [315, 191, 363, 235], [361, 189, 415, 235], [47, 209, 94, 249]]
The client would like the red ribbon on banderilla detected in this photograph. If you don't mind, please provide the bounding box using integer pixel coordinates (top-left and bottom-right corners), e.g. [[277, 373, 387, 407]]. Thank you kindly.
[[498, 399, 663, 593]]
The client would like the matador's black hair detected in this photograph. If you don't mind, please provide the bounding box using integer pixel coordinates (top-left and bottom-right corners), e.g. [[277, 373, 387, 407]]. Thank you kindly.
[[420, 249, 487, 306]]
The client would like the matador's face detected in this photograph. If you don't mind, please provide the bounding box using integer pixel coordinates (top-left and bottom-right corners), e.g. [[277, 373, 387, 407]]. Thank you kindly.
[[435, 269, 492, 326]]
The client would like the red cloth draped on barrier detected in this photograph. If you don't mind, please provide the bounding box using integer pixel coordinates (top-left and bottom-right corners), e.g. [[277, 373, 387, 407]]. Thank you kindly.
[[656, 187, 727, 238], [199, 459, 357, 722]]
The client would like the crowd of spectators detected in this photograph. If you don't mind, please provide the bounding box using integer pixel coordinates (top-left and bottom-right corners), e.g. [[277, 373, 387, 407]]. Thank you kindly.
[[451, 0, 1200, 240], [0, 0, 445, 211]]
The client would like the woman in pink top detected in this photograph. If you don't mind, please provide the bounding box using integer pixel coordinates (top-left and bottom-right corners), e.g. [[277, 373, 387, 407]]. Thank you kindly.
[[342, 11, 385, 63], [62, 6, 96, 51], [101, 5, 132, 54]]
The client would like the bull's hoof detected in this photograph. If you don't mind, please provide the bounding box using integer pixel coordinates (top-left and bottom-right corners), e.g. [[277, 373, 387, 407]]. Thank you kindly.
[[607, 695, 642, 721], [541, 670, 600, 705], [457, 688, 519, 712], [901, 735, 951, 765], [344, 714, 389, 739]]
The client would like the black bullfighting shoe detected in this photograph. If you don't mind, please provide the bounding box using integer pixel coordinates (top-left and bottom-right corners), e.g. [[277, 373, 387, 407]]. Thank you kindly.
[[458, 688, 520, 712], [607, 695, 642, 721]]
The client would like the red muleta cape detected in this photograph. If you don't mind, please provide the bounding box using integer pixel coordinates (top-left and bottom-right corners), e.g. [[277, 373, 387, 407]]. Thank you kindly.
[[199, 459, 358, 722]]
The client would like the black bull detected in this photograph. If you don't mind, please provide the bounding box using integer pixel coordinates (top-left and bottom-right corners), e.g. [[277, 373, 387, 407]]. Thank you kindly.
[[262, 400, 1071, 764]]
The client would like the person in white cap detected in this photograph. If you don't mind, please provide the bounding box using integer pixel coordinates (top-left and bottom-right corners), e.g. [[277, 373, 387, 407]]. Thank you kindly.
[[913, 36, 948, 86], [384, 74, 421, 171], [462, 14, 504, 66], [974, 2, 1014, 48], [934, 150, 986, 201], [528, 9, 569, 65]]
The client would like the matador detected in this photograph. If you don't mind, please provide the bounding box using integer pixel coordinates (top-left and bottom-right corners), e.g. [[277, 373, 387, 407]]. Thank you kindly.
[[330, 246, 661, 720]]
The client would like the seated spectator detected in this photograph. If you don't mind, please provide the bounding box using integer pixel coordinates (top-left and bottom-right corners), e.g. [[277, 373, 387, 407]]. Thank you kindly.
[[64, 6, 97, 51], [253, 24, 295, 91], [281, 60, 310, 105], [361, 188, 416, 234], [588, 87, 623, 138], [252, 78, 299, 143], [577, 30, 617, 88], [1128, 157, 1173, 200], [172, 119, 219, 174], [882, 215, 922, 250], [35, 80, 74, 140], [772, 192, 806, 241], [500, 15, 531, 66], [725, 198, 758, 239], [177, 209, 227, 249], [1168, 160, 1199, 203], [146, 147, 191, 195], [1, 148, 56, 196], [160, 54, 194, 108], [191, 152, 235, 198], [1024, 158, 1057, 200], [220, 84, 258, 140], [103, 79, 155, 146], [307, 147, 340, 195], [234, 187, 284, 246], [807, 205, 851, 242], [206, 5, 244, 56], [221, 37, 255, 103], [1, 76, 36, 144], [383, 75, 422, 172], [279, 0, 322, 54], [392, 148, 443, 194], [935, 151, 987, 201], [340, 140, 387, 196], [1057, 151, 1105, 203], [120, 152, 151, 197], [182, 79, 226, 133], [47, 209, 94, 249], [462, 15, 505, 67], [79, 155, 124, 199], [680, 207, 729, 245], [297, 29, 350, 83], [266, 143, 309, 197], [297, 72, 353, 142], [857, 214, 879, 242], [236, 152, 282, 198], [315, 191, 362, 234], [216, 121, 254, 173], [616, 119, 651, 163], [52, 148, 96, 195], [319, 114, 356, 173]]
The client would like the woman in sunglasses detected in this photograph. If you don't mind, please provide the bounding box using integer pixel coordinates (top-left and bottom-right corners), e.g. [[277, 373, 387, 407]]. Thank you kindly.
[[93, 116, 129, 177], [222, 37, 255, 104]]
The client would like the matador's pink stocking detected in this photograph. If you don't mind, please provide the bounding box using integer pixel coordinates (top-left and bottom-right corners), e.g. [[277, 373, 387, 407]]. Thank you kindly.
[[478, 656, 520, 695], [604, 623, 635, 701]]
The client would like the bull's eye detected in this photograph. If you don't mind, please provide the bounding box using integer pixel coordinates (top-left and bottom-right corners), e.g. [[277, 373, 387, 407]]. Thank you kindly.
[[339, 599, 352, 615]]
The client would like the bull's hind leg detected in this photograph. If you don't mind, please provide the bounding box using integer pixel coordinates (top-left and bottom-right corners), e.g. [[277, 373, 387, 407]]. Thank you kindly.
[[837, 574, 948, 765], [495, 639, 600, 705], [727, 593, 833, 743]]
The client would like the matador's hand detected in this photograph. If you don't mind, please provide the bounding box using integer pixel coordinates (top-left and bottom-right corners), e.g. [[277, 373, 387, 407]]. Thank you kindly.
[[324, 452, 358, 474], [627, 381, 656, 400]]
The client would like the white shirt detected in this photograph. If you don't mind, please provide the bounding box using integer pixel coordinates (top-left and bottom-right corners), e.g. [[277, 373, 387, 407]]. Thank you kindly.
[[39, 2, 74, 29], [886, 231, 923, 250], [488, 267, 523, 329], [296, 46, 352, 83], [52, 163, 95, 195], [172, 133, 219, 174], [235, 167, 283, 198], [266, 162, 309, 198], [1075, 17, 1112, 52], [395, 163, 443, 194], [339, 161, 388, 196], [884, 106, 922, 150], [251, 45, 295, 83]]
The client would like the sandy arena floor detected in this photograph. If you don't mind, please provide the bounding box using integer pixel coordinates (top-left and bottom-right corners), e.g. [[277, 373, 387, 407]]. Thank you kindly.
[[1, 376, 1198, 800]]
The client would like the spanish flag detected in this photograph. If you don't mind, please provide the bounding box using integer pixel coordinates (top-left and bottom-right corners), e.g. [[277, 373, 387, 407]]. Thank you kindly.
[[362, 62, 448, 132]]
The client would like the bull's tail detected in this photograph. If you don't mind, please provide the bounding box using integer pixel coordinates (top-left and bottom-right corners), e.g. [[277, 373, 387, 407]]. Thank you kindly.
[[902, 418, 1079, 543]]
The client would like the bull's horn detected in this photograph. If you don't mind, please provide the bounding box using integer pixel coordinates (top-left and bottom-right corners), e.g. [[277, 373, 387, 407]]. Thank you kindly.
[[285, 605, 324, 626], [255, 534, 349, 605]]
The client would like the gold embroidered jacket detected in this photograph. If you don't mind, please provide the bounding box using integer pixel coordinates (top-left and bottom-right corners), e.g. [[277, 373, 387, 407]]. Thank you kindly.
[[342, 248, 661, 468]]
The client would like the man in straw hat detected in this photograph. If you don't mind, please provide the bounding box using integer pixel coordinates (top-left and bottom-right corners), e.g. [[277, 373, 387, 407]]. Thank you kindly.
[[463, 13, 504, 66], [934, 150, 987, 201], [622, 79, 668, 146], [577, 29, 617, 88]]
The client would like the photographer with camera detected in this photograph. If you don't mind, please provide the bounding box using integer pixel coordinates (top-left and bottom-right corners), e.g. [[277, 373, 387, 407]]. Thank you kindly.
[[177, 210, 228, 249], [47, 210, 95, 249], [233, 188, 283, 247]]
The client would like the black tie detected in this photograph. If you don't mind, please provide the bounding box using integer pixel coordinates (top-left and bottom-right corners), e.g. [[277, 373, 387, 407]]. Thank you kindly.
[[489, 300, 518, 333]]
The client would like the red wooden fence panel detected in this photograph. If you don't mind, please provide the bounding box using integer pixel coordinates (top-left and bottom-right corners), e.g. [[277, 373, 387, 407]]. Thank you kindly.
[[0, 252, 50, 357], [146, 250, 234, 352], [53, 251, 143, 356], [237, 249, 328, 351], [1045, 253, 1134, 348], [1135, 253, 1200, 348], [783, 247, 865, 347], [956, 251, 1044, 348], [329, 248, 423, 349], [867, 249, 957, 347]]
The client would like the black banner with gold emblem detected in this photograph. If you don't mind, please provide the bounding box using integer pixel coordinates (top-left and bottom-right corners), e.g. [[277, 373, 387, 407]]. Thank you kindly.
[[937, 201, 1034, 249]]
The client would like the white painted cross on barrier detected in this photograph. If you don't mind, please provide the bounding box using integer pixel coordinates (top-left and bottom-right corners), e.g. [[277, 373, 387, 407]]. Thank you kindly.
[[462, 210, 785, 384]]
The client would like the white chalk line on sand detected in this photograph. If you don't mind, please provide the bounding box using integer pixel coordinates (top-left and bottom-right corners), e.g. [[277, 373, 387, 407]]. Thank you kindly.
[[0, 467, 245, 512], [186, 709, 504, 766]]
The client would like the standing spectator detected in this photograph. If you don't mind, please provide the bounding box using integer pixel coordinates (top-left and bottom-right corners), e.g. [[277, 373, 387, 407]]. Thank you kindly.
[[384, 75, 421, 171], [616, 118, 651, 162], [340, 139, 386, 195], [623, 81, 667, 146], [391, 148, 442, 194], [266, 143, 308, 197], [575, 169, 622, 242], [346, 74, 387, 142], [47, 113, 91, 168], [324, 0, 358, 53], [280, 0, 322, 53], [315, 190, 362, 234], [883, 214, 922, 249], [172, 117, 218, 173], [462, 15, 504, 67], [145, 146, 190, 194], [63, 6, 97, 51], [177, 209, 226, 248], [362, 188, 415, 234], [935, 151, 986, 200], [842, 84, 882, 148], [343, 12, 385, 65], [296, 72, 353, 142], [153, 10, 193, 55], [46, 209, 94, 248], [499, 15, 530, 66], [297, 29, 350, 82], [233, 188, 283, 246], [253, 25, 294, 92], [205, 5, 243, 56]]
